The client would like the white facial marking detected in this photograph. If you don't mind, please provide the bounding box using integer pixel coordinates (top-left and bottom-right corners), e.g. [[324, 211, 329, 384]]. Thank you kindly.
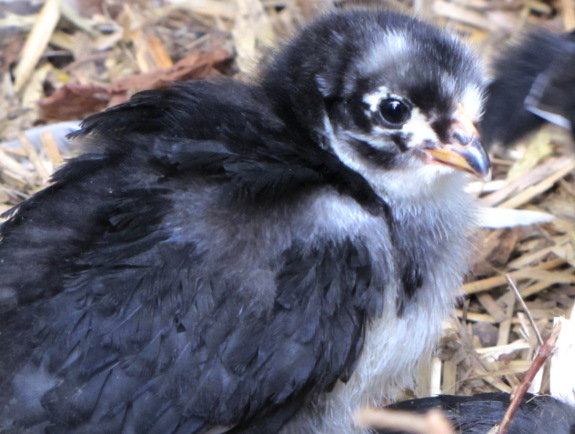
[[362, 86, 392, 113], [362, 89, 439, 150], [398, 107, 437, 147], [323, 30, 486, 204], [383, 31, 410, 56], [360, 30, 412, 77], [325, 115, 459, 204], [461, 84, 484, 121]]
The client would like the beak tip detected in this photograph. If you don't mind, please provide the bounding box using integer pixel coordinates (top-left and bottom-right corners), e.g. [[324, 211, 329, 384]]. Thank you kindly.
[[468, 145, 491, 181], [479, 168, 492, 182]]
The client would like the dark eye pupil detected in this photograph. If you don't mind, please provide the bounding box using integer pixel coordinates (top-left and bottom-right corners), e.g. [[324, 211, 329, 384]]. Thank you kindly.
[[379, 99, 410, 126]]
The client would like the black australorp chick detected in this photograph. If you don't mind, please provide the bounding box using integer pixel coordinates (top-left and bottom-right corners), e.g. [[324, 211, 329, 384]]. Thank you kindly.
[[0, 10, 489, 434], [380, 393, 575, 434], [480, 29, 575, 148]]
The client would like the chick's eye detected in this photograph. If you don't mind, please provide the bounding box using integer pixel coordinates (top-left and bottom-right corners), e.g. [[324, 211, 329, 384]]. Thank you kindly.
[[378, 98, 411, 127]]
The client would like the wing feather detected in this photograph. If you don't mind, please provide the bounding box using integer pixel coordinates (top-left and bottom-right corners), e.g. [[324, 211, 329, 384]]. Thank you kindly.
[[0, 81, 384, 433]]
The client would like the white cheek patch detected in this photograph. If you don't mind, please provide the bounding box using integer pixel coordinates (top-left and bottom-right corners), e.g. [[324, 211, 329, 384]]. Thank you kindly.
[[324, 113, 463, 202], [390, 107, 438, 148]]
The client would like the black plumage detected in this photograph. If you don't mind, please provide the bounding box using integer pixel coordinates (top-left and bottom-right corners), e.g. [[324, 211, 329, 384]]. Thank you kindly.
[[480, 29, 575, 147], [0, 10, 489, 433], [380, 393, 575, 434]]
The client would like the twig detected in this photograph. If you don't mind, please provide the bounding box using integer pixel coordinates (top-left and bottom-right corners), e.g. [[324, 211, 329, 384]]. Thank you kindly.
[[463, 258, 567, 295], [496, 321, 562, 434], [505, 274, 543, 346]]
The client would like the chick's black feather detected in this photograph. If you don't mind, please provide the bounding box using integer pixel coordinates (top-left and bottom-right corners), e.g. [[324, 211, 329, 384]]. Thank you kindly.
[[0, 85, 379, 433], [381, 393, 575, 434], [480, 30, 575, 147]]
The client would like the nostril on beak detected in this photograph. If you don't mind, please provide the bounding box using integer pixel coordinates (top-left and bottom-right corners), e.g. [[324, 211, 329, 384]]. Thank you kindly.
[[452, 130, 471, 145]]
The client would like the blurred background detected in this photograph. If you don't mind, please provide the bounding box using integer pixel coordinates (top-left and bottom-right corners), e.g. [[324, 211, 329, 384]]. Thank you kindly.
[[0, 0, 574, 405]]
